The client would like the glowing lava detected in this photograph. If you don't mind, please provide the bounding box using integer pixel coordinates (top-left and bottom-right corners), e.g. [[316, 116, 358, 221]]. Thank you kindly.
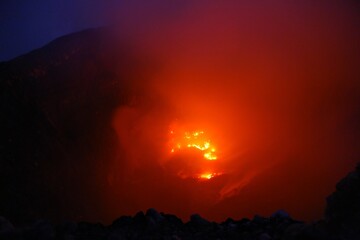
[[198, 173, 222, 180], [170, 130, 218, 160], [168, 128, 222, 180]]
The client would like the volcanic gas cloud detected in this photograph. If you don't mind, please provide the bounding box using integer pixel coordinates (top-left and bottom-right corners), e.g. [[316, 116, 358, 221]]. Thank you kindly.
[[101, 0, 360, 222]]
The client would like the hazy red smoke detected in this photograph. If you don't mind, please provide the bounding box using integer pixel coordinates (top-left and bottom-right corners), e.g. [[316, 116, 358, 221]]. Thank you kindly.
[[100, 0, 360, 222]]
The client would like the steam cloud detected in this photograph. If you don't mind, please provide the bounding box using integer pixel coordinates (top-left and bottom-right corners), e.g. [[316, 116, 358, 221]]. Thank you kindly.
[[100, 0, 360, 222]]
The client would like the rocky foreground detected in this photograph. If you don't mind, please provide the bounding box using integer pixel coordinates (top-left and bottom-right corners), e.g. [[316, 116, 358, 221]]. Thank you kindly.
[[0, 209, 331, 240], [0, 165, 360, 240], [1, 163, 360, 240]]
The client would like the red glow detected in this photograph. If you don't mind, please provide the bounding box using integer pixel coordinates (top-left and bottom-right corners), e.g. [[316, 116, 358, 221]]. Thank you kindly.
[[101, 0, 360, 224], [169, 129, 217, 160], [168, 125, 220, 180]]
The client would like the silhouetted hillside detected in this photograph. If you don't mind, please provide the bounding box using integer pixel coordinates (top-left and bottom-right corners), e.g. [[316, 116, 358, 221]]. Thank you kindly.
[[0, 27, 136, 224]]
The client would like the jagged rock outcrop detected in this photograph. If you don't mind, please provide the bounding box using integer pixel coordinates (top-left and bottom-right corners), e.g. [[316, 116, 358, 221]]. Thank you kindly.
[[325, 163, 360, 238], [0, 209, 303, 240], [1, 164, 360, 239]]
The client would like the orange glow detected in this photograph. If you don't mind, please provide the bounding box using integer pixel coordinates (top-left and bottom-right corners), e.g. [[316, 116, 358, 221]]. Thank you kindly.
[[198, 172, 222, 180], [169, 129, 218, 160], [104, 0, 360, 225], [167, 127, 221, 180], [200, 173, 214, 180]]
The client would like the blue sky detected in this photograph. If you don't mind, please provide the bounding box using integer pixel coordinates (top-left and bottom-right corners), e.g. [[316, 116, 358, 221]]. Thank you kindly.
[[0, 0, 190, 62], [0, 0, 116, 61]]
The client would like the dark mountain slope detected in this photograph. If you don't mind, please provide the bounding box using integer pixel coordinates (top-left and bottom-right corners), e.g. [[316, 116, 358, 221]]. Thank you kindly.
[[0, 28, 135, 224]]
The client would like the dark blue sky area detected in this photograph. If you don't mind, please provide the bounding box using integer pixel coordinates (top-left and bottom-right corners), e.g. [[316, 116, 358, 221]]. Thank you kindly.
[[0, 0, 188, 62], [0, 0, 118, 61], [1, 1, 358, 62]]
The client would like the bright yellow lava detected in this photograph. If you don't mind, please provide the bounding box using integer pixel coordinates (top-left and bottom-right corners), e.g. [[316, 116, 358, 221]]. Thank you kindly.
[[199, 173, 215, 180], [170, 130, 217, 160], [169, 128, 222, 180]]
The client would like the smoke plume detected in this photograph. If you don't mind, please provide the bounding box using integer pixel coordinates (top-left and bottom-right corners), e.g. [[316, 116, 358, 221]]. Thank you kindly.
[[101, 0, 360, 222]]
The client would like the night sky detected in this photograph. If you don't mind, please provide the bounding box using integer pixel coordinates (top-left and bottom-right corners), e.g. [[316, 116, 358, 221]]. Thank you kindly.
[[0, 0, 193, 62], [0, 0, 110, 61], [1, 0, 360, 224]]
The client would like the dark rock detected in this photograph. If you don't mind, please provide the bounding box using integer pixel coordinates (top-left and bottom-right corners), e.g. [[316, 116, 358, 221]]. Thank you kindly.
[[76, 221, 107, 239], [146, 208, 164, 223], [0, 27, 133, 225], [252, 215, 268, 227], [0, 164, 359, 239], [325, 163, 360, 238], [171, 234, 182, 240], [107, 232, 126, 240], [133, 211, 147, 228], [162, 213, 183, 227], [282, 223, 307, 240], [0, 216, 15, 234], [258, 232, 272, 240], [271, 210, 290, 220], [111, 216, 132, 229], [56, 220, 77, 234], [0, 216, 17, 239], [237, 218, 250, 225], [222, 217, 237, 230], [189, 214, 210, 226], [23, 219, 55, 240]]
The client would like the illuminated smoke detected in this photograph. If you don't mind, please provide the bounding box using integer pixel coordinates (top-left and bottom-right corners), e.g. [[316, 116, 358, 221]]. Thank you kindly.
[[102, 0, 360, 222]]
